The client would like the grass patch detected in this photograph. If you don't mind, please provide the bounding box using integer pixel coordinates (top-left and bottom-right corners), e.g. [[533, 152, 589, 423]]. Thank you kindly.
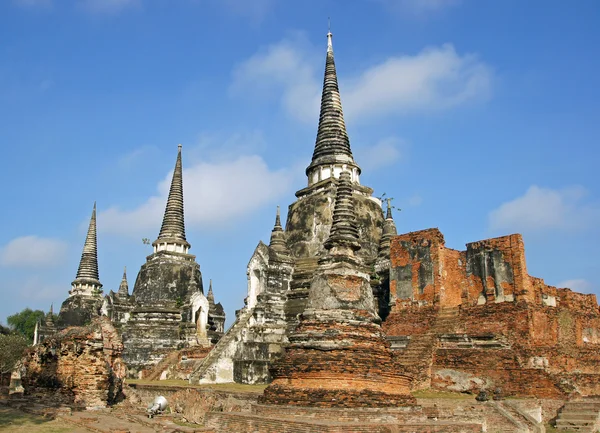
[[0, 408, 72, 433], [412, 389, 475, 400], [126, 379, 268, 394]]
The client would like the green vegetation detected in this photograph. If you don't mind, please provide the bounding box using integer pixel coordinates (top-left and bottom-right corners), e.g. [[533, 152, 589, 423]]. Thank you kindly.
[[0, 333, 29, 380], [7, 308, 48, 341]]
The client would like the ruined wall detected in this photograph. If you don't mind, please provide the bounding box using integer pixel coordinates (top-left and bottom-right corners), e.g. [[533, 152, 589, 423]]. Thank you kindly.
[[385, 229, 600, 398], [21, 317, 126, 408]]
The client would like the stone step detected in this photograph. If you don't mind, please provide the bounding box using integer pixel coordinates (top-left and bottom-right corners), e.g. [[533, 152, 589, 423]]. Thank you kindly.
[[564, 403, 600, 411], [555, 419, 596, 427], [560, 412, 600, 421]]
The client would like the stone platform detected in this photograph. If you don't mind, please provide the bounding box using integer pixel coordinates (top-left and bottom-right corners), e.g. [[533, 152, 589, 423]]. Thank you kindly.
[[205, 403, 484, 432]]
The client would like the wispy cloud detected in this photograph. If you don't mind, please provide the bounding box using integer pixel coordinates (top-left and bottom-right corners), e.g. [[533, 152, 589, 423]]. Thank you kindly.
[[354, 136, 406, 171], [557, 279, 594, 294], [231, 36, 493, 124], [0, 236, 68, 268], [488, 185, 600, 233], [99, 146, 293, 236]]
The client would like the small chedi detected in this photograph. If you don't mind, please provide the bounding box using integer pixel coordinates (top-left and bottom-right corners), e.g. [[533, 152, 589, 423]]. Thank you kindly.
[[261, 170, 414, 407], [39, 145, 226, 377]]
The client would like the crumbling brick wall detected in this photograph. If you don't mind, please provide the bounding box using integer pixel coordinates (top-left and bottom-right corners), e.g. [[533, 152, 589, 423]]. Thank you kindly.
[[385, 228, 600, 398], [21, 317, 126, 408]]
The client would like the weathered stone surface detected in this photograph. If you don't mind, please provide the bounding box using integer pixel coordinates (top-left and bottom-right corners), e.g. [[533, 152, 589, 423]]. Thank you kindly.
[[262, 171, 414, 408], [21, 317, 126, 408], [384, 228, 600, 398], [58, 294, 103, 328]]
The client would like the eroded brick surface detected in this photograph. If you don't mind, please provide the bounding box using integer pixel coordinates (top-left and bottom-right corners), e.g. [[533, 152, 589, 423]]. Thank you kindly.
[[385, 229, 600, 397]]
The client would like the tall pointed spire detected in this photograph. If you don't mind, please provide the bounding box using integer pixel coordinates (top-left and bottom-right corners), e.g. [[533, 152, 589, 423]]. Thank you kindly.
[[45, 304, 54, 326], [306, 25, 360, 185], [207, 279, 214, 303], [324, 170, 361, 253], [153, 144, 191, 254], [118, 266, 129, 296], [378, 198, 398, 259], [71, 202, 102, 295], [269, 206, 288, 252]]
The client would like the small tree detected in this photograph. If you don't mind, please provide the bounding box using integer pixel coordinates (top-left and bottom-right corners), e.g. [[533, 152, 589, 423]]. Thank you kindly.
[[7, 308, 46, 341], [0, 334, 28, 383]]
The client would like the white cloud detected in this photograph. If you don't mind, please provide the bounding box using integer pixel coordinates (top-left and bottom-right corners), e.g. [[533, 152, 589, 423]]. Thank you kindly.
[[231, 38, 492, 124], [79, 0, 140, 14], [354, 136, 405, 171], [488, 185, 600, 233], [0, 236, 68, 268], [99, 154, 293, 236], [230, 33, 320, 123], [557, 279, 594, 294]]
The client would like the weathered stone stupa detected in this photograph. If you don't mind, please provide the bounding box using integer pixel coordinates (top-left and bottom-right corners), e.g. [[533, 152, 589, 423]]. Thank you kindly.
[[190, 27, 390, 386], [118, 145, 225, 376], [261, 170, 414, 407], [58, 202, 104, 327]]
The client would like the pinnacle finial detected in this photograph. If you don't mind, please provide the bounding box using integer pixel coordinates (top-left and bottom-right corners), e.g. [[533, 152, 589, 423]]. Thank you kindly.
[[306, 24, 359, 180], [72, 202, 102, 290], [269, 205, 287, 251], [275, 205, 282, 228], [46, 304, 55, 326], [207, 279, 215, 302], [386, 198, 393, 219], [327, 18, 333, 53], [155, 145, 189, 250], [324, 170, 361, 253], [118, 266, 129, 296]]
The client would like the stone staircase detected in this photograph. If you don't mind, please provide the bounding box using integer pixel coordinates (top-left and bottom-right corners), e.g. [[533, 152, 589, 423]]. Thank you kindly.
[[393, 307, 459, 389], [189, 307, 254, 383], [555, 400, 600, 432]]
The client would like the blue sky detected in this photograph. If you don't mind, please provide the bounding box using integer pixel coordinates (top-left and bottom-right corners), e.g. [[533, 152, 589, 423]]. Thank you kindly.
[[1, 0, 599, 327]]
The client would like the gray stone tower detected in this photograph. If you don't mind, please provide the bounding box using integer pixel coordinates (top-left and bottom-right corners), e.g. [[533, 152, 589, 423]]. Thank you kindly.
[[119, 145, 225, 376], [191, 29, 388, 385], [58, 202, 104, 327]]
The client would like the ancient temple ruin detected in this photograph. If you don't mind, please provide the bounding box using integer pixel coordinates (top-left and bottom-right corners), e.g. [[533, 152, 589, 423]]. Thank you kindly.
[[261, 170, 414, 407], [190, 28, 389, 385], [190, 28, 600, 402], [46, 145, 225, 377]]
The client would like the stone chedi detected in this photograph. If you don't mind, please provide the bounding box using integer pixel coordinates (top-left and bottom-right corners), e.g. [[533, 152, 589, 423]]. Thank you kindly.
[[58, 203, 104, 327], [32, 304, 57, 345], [261, 170, 415, 407], [115, 145, 225, 376], [191, 29, 389, 385]]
